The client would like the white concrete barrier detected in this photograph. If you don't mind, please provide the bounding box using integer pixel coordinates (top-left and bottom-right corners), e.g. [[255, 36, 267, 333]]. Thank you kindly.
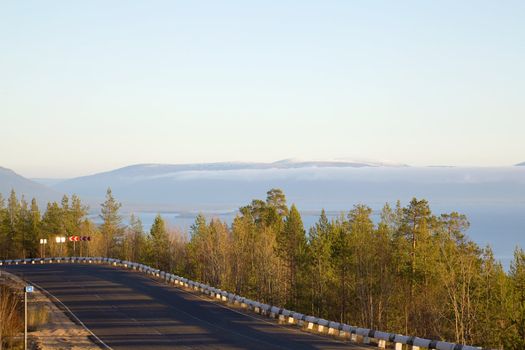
[[436, 341, 456, 350], [290, 312, 304, 325], [269, 306, 281, 318], [413, 337, 432, 349], [374, 331, 391, 348], [305, 316, 318, 330], [317, 319, 329, 333]]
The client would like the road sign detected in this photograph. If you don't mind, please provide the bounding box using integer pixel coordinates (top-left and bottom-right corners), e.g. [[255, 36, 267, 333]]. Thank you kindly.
[[25, 285, 34, 293], [69, 236, 90, 242]]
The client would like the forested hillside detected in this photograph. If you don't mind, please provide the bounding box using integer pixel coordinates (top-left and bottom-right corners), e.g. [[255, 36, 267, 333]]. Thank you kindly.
[[1, 188, 524, 349]]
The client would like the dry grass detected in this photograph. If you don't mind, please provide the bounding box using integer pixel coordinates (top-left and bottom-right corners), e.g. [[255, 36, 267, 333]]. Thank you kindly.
[[28, 303, 49, 332], [0, 285, 24, 349]]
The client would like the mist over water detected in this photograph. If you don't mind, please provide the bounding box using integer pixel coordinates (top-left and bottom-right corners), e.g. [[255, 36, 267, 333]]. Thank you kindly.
[[80, 165, 525, 270]]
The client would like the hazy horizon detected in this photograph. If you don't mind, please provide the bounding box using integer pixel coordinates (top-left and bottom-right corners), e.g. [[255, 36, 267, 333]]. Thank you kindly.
[[2, 1, 524, 177], [4, 158, 525, 179]]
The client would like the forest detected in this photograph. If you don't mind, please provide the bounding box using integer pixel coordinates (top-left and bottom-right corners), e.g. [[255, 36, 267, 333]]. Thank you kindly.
[[0, 188, 524, 349]]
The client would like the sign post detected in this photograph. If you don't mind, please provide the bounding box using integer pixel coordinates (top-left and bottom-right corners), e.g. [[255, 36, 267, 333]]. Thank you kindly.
[[68, 236, 91, 257], [39, 238, 47, 258], [55, 236, 66, 256], [24, 285, 34, 350]]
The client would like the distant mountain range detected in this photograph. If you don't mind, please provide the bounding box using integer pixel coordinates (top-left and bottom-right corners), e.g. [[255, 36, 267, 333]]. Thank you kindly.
[[50, 159, 407, 211], [0, 166, 61, 203], [2, 160, 525, 214], [1, 159, 405, 209], [516, 162, 525, 166]]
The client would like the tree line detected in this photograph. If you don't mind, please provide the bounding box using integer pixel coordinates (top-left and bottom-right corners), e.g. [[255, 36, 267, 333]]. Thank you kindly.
[[1, 188, 524, 349]]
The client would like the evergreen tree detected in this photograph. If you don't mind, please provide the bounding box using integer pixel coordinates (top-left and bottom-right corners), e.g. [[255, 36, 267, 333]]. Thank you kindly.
[[16, 197, 30, 258], [308, 209, 335, 318], [507, 248, 525, 349], [124, 214, 145, 262], [278, 204, 307, 309], [66, 195, 88, 256], [5, 190, 20, 258], [0, 193, 7, 259], [331, 214, 352, 323], [149, 214, 170, 270], [41, 201, 66, 256], [349, 204, 386, 329], [398, 198, 434, 334], [266, 188, 289, 217], [477, 247, 507, 349], [99, 188, 123, 257], [188, 214, 210, 282], [28, 198, 40, 257]]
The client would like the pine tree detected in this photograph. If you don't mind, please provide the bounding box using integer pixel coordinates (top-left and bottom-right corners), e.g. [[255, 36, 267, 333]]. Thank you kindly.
[[278, 204, 307, 309], [477, 247, 507, 349], [149, 214, 170, 270], [99, 188, 123, 257], [188, 214, 209, 282], [331, 214, 352, 323], [28, 198, 40, 257], [125, 214, 145, 262], [349, 204, 384, 329], [16, 197, 30, 258], [70, 195, 88, 233], [507, 248, 525, 349], [41, 202, 67, 256], [6, 190, 20, 258], [0, 193, 7, 259], [266, 188, 289, 217], [399, 198, 434, 334], [308, 209, 335, 318], [66, 195, 88, 256]]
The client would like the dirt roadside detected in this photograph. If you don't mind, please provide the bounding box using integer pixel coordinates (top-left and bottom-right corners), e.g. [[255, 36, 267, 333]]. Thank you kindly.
[[0, 269, 103, 350]]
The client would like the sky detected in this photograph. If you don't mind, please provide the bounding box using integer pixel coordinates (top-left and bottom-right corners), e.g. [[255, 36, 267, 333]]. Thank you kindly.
[[1, 1, 524, 178]]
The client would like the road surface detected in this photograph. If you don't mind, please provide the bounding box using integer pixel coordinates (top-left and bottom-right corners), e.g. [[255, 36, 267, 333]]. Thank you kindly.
[[4, 263, 369, 350]]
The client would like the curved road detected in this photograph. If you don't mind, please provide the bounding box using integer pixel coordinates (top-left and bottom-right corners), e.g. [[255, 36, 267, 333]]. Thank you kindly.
[[3, 263, 368, 350]]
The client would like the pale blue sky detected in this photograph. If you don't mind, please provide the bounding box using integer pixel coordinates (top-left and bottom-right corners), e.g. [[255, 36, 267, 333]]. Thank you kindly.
[[1, 1, 524, 177]]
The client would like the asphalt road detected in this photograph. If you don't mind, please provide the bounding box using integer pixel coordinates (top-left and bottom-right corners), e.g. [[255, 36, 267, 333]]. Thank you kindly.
[[3, 263, 368, 350]]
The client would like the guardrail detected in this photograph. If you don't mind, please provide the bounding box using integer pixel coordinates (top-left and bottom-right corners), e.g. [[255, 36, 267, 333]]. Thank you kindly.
[[0, 257, 481, 350]]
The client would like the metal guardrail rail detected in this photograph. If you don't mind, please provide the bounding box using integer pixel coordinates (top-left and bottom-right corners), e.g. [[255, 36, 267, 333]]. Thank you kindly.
[[0, 257, 482, 350]]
